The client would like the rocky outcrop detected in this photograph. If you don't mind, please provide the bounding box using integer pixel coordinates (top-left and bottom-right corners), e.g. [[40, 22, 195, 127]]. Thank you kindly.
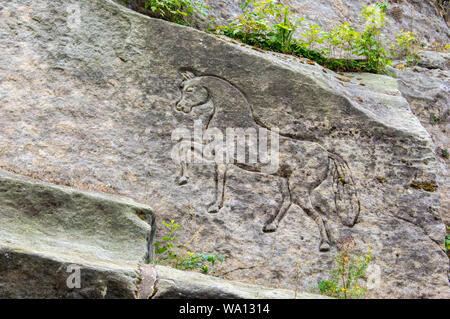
[[0, 0, 449, 298], [391, 52, 450, 226], [152, 265, 328, 299], [0, 169, 155, 298]]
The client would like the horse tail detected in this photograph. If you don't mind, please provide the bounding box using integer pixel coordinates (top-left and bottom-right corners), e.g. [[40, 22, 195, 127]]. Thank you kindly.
[[327, 152, 360, 227]]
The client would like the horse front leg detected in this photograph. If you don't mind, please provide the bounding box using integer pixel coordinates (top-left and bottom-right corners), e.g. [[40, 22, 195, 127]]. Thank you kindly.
[[263, 178, 291, 232], [176, 143, 190, 185], [176, 142, 204, 186], [177, 160, 189, 185], [208, 163, 227, 214]]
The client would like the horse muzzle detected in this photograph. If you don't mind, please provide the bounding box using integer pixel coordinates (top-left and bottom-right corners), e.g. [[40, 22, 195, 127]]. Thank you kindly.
[[176, 101, 190, 113]]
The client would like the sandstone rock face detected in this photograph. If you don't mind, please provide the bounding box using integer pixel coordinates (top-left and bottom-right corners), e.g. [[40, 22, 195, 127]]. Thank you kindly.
[[199, 0, 449, 45], [153, 265, 329, 299], [0, 0, 449, 298], [391, 52, 450, 226], [0, 169, 154, 298]]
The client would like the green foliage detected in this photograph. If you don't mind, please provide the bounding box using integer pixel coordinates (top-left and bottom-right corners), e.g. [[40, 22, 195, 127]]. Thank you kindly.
[[176, 252, 224, 274], [301, 23, 325, 51], [154, 219, 182, 260], [392, 30, 419, 65], [446, 235, 450, 252], [325, 23, 359, 59], [442, 149, 449, 159], [128, 0, 210, 24], [354, 3, 391, 73], [216, 0, 303, 54], [153, 219, 225, 274], [430, 113, 442, 123], [215, 1, 416, 74], [318, 236, 372, 299]]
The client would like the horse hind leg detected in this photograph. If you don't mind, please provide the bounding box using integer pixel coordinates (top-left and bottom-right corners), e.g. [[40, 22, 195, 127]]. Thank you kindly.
[[263, 178, 292, 232], [294, 189, 330, 252]]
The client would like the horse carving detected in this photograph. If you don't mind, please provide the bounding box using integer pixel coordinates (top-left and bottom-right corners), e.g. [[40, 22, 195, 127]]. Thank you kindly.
[[174, 71, 360, 252]]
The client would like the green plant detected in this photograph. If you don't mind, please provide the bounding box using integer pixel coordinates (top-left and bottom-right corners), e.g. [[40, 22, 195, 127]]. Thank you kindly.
[[154, 219, 183, 261], [216, 2, 418, 74], [153, 219, 225, 274], [392, 30, 419, 65], [128, 0, 210, 24], [325, 23, 360, 59], [355, 2, 391, 73], [442, 149, 449, 159], [301, 23, 325, 51], [318, 236, 372, 299], [430, 113, 442, 123], [216, 0, 302, 53], [176, 252, 224, 274]]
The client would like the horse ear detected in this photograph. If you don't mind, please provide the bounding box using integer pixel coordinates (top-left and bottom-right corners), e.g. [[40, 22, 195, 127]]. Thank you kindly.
[[181, 71, 195, 80]]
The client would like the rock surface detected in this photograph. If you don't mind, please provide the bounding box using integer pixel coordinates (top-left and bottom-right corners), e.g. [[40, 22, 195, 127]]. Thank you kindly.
[[0, 0, 449, 298], [152, 265, 328, 299], [391, 52, 450, 226], [0, 169, 155, 298]]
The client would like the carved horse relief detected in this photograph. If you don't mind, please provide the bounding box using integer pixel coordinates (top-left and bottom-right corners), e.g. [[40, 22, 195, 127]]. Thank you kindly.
[[174, 71, 360, 251]]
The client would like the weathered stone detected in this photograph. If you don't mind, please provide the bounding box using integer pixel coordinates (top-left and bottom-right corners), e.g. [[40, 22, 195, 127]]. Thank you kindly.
[[0, 0, 448, 298], [152, 265, 329, 299], [417, 51, 450, 70], [390, 54, 450, 226], [0, 169, 155, 298]]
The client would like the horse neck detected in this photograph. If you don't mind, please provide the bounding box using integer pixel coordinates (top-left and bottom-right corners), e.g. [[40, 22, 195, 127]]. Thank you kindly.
[[198, 76, 256, 130]]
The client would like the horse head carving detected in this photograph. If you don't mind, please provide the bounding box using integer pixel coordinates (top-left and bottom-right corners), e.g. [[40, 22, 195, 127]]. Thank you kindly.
[[176, 71, 209, 113]]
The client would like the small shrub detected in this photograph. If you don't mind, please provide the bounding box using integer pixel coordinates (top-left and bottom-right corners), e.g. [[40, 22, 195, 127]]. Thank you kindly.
[[301, 23, 325, 51], [430, 113, 442, 123], [216, 1, 408, 74], [216, 0, 302, 54], [176, 252, 224, 274], [442, 149, 449, 159], [318, 236, 372, 299], [126, 0, 210, 25], [154, 219, 182, 261], [392, 30, 419, 65], [325, 23, 360, 59], [355, 2, 392, 73], [153, 219, 225, 274]]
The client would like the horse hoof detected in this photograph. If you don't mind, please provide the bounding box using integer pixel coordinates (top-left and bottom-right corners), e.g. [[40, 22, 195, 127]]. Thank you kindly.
[[218, 206, 230, 214], [319, 241, 330, 252], [263, 223, 277, 233], [178, 176, 189, 186], [207, 205, 219, 214]]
